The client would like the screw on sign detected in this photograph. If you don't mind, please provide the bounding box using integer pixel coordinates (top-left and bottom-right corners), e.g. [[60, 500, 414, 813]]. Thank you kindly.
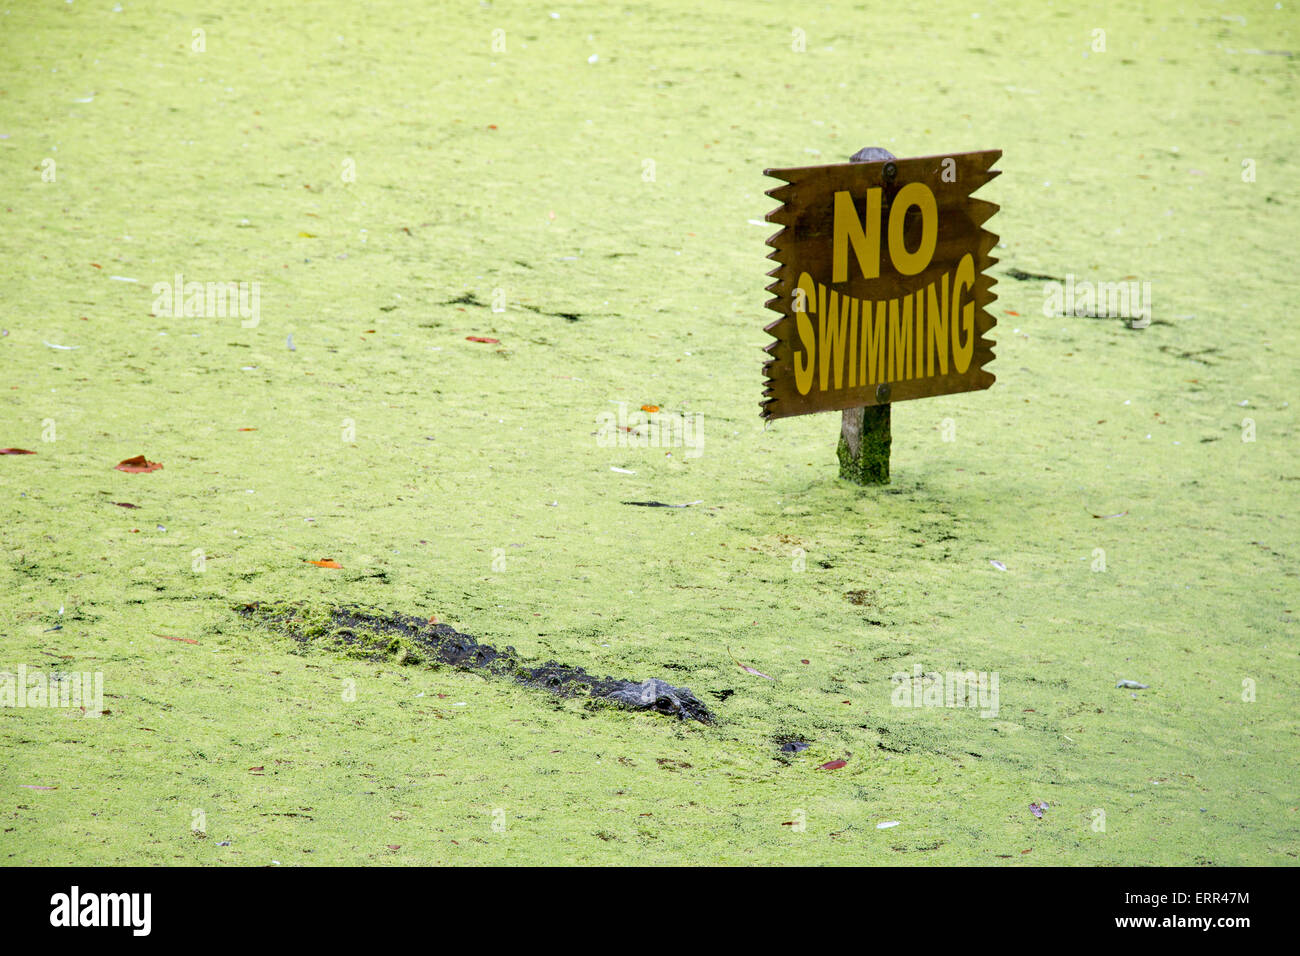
[[761, 146, 1001, 484]]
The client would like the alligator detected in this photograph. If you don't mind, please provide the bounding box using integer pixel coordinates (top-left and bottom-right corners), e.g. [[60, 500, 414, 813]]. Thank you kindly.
[[237, 602, 714, 723]]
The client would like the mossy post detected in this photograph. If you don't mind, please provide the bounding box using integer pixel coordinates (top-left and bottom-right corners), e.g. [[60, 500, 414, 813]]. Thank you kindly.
[[839, 401, 891, 484], [837, 145, 896, 486]]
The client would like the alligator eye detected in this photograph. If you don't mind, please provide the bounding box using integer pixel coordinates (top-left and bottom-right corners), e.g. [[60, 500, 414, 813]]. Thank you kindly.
[[655, 696, 676, 711]]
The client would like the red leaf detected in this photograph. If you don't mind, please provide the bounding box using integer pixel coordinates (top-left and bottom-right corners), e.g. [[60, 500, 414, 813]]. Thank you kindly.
[[0, 448, 36, 455], [727, 647, 774, 680], [155, 634, 198, 645], [820, 759, 847, 770], [466, 336, 499, 344], [115, 455, 162, 473], [112, 501, 140, 508], [309, 559, 342, 568]]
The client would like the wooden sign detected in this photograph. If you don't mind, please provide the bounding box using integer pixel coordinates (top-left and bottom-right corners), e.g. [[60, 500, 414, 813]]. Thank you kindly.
[[761, 150, 1001, 420]]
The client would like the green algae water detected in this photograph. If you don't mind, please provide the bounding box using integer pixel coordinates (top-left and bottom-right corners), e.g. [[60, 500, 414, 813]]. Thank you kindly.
[[1, 0, 1297, 865]]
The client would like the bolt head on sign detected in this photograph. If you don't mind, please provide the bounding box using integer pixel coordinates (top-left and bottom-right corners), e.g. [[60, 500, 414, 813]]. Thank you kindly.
[[761, 150, 1001, 419]]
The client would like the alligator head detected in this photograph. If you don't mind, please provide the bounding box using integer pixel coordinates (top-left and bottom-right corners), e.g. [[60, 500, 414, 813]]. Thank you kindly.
[[603, 677, 713, 723]]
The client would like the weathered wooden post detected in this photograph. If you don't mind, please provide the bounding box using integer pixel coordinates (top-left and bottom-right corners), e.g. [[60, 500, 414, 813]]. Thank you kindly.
[[760, 147, 1002, 482], [837, 146, 895, 484]]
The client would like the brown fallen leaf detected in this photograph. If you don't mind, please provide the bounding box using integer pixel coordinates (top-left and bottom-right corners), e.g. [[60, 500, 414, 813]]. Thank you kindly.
[[154, 633, 198, 645], [466, 336, 499, 344], [112, 501, 140, 509], [115, 455, 162, 473], [820, 759, 847, 770], [727, 647, 774, 681], [248, 766, 265, 774], [309, 559, 342, 569], [1, 448, 36, 455]]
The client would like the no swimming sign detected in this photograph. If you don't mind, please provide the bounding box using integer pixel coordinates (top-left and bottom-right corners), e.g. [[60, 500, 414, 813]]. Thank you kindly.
[[761, 149, 1001, 421]]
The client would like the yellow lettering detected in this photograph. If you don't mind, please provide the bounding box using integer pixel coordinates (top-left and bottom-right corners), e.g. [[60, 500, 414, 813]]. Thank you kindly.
[[889, 294, 913, 382], [914, 289, 925, 378], [794, 272, 817, 395], [819, 289, 851, 391], [832, 188, 882, 283], [951, 253, 976, 373], [887, 182, 938, 276], [847, 297, 858, 387], [861, 299, 887, 385], [927, 274, 950, 376]]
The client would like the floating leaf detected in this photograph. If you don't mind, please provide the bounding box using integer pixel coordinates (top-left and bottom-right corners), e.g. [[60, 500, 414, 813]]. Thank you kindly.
[[820, 759, 847, 770], [115, 455, 162, 473], [309, 559, 342, 569], [727, 647, 774, 680], [0, 448, 36, 455], [989, 559, 1007, 571], [466, 336, 499, 344], [640, 404, 660, 413], [155, 633, 198, 645]]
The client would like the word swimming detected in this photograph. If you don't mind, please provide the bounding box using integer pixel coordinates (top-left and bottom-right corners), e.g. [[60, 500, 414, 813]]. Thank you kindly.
[[789, 254, 977, 397]]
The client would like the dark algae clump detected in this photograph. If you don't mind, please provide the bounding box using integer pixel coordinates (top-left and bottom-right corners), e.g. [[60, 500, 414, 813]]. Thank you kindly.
[[239, 602, 715, 723]]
